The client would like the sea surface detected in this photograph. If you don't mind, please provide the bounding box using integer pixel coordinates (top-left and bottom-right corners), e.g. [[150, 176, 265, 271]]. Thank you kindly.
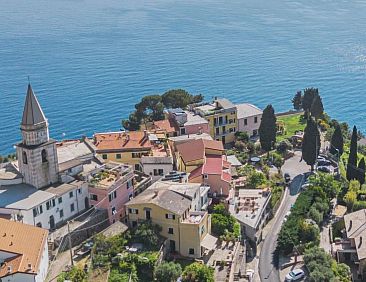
[[1, 0, 366, 154]]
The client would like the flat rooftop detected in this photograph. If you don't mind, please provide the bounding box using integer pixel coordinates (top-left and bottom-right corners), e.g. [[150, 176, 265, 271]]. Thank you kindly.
[[229, 189, 271, 229], [184, 111, 208, 126], [182, 211, 206, 224], [236, 103, 262, 119], [57, 139, 94, 164], [0, 163, 23, 181], [168, 133, 213, 143], [88, 163, 133, 190]]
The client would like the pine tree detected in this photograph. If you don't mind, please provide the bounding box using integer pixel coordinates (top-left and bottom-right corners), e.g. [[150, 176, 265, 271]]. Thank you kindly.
[[310, 93, 324, 120], [347, 126, 358, 181], [292, 91, 303, 111], [302, 118, 320, 171], [302, 88, 318, 118], [330, 124, 344, 156], [258, 104, 277, 156], [358, 158, 365, 185]]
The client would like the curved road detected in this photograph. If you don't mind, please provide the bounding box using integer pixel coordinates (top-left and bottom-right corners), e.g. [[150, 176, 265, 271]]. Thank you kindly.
[[259, 151, 309, 282]]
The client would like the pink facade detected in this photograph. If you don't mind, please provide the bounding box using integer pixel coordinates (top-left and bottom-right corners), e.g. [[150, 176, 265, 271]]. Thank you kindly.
[[88, 164, 134, 224]]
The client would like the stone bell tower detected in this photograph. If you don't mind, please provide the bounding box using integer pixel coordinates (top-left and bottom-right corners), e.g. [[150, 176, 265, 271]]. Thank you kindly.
[[16, 84, 59, 189]]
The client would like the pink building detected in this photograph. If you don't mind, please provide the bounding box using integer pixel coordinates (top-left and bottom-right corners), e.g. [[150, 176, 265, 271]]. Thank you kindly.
[[88, 162, 134, 223], [189, 155, 232, 197]]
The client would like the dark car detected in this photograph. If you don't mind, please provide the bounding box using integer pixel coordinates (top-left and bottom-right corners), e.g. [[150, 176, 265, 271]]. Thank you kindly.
[[317, 166, 331, 173], [284, 173, 291, 183]]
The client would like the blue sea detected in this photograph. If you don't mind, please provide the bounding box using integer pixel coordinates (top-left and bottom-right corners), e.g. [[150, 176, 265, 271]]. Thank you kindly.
[[1, 0, 366, 154]]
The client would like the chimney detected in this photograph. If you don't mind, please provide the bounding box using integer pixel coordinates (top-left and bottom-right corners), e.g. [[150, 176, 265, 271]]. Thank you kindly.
[[27, 263, 32, 270], [153, 191, 159, 199]]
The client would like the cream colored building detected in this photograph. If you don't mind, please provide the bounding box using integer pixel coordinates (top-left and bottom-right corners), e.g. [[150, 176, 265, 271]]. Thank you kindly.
[[126, 182, 216, 258]]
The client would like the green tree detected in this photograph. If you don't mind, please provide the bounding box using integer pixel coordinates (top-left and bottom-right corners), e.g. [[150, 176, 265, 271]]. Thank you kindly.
[[292, 91, 303, 111], [302, 88, 318, 118], [182, 263, 214, 282], [247, 171, 266, 188], [131, 222, 162, 250], [302, 118, 320, 171], [332, 262, 351, 282], [344, 190, 357, 211], [347, 126, 358, 181], [358, 158, 366, 185], [57, 266, 87, 282], [154, 262, 182, 282], [330, 124, 344, 156], [304, 246, 335, 282], [122, 111, 142, 130], [310, 93, 324, 120], [161, 89, 203, 109], [258, 104, 277, 156]]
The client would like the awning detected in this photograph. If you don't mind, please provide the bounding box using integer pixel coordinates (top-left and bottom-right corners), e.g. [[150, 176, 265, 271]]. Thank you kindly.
[[201, 234, 218, 250]]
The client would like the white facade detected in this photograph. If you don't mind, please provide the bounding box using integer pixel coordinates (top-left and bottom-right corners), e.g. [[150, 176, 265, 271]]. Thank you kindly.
[[140, 156, 174, 182], [236, 103, 263, 136]]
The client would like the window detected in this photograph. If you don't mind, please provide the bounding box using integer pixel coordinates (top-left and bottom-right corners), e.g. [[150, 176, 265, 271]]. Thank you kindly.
[[132, 221, 137, 228], [108, 190, 117, 202], [168, 227, 174, 234], [132, 153, 142, 158], [180, 128, 186, 135], [244, 119, 248, 126], [69, 191, 74, 198], [102, 154, 108, 160], [33, 205, 43, 217], [254, 116, 258, 123], [60, 209, 64, 218], [203, 174, 208, 179], [46, 199, 56, 210], [189, 248, 195, 255], [70, 203, 75, 212], [78, 189, 81, 194], [166, 214, 176, 220], [112, 207, 117, 215], [90, 194, 98, 201], [22, 151, 28, 164], [127, 180, 132, 189], [116, 153, 121, 159], [200, 225, 205, 235], [134, 164, 141, 171], [36, 222, 42, 228], [58, 197, 63, 204], [41, 149, 48, 163], [153, 169, 164, 176], [129, 208, 139, 214]]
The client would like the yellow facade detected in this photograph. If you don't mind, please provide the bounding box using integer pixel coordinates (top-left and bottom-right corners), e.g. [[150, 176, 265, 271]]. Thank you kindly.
[[126, 202, 211, 258], [100, 150, 150, 167], [206, 110, 237, 144]]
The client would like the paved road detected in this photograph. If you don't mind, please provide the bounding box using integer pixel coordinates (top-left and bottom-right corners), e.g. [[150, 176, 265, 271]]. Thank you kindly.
[[259, 151, 309, 282]]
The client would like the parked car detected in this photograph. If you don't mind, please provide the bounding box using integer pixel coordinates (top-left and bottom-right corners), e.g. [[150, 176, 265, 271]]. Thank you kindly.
[[284, 173, 291, 184], [285, 269, 305, 281], [317, 166, 331, 173]]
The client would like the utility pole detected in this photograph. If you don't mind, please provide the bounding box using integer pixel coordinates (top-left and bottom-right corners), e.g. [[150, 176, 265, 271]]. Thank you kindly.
[[67, 221, 74, 266]]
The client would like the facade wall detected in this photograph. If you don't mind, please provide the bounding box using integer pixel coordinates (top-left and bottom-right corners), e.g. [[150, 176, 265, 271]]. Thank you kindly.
[[191, 174, 230, 196], [141, 163, 174, 182], [17, 142, 59, 189], [98, 150, 151, 167], [237, 114, 262, 136], [89, 175, 134, 223], [205, 111, 237, 144], [1, 273, 36, 282]]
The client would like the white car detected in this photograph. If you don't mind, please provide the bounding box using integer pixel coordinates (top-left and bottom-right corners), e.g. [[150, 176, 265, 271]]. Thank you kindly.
[[285, 269, 305, 281]]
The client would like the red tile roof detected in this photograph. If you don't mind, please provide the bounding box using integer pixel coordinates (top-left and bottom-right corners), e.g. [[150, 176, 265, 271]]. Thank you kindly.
[[188, 155, 232, 183], [153, 119, 178, 134], [0, 219, 48, 277], [94, 131, 152, 151], [176, 139, 224, 163]]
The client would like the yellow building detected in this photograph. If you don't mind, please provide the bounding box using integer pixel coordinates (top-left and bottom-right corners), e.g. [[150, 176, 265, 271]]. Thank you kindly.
[[125, 183, 217, 258], [93, 131, 152, 170], [194, 98, 238, 144]]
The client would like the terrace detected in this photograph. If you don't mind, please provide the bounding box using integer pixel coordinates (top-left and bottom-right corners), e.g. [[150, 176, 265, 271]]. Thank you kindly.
[[88, 163, 133, 190], [182, 211, 207, 224]]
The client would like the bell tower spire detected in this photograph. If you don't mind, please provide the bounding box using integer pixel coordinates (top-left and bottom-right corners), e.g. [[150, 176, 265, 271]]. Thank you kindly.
[[16, 84, 59, 189]]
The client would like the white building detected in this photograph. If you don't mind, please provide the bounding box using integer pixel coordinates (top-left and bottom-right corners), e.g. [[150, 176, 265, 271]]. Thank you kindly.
[[0, 218, 49, 282], [0, 84, 96, 229], [236, 103, 263, 136]]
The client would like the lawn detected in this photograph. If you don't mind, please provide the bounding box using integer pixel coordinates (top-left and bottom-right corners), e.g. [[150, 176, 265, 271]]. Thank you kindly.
[[277, 113, 306, 141]]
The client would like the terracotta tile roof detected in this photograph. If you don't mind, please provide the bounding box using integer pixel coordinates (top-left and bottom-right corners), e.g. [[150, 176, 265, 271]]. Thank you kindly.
[[0, 219, 48, 277], [188, 155, 232, 183], [189, 166, 203, 180], [153, 119, 178, 134], [94, 131, 152, 152], [222, 171, 232, 183], [176, 139, 223, 163]]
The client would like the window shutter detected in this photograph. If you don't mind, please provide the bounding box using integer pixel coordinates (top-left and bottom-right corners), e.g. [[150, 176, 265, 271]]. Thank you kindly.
[[33, 209, 37, 217]]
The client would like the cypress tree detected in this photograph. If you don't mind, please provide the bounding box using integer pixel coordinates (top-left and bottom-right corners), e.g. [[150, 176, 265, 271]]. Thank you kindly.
[[330, 124, 344, 156], [347, 126, 358, 181], [310, 93, 324, 120], [302, 88, 318, 118], [302, 118, 320, 171], [358, 158, 365, 185], [258, 104, 277, 156], [292, 91, 303, 111]]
